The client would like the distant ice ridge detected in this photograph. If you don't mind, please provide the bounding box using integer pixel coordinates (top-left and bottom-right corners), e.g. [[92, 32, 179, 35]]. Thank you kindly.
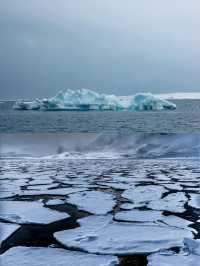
[[13, 89, 176, 111]]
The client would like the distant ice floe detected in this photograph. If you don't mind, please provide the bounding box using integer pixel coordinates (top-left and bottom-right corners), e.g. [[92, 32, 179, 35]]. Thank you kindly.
[[122, 185, 166, 205], [147, 238, 200, 266], [0, 247, 118, 266], [54, 215, 193, 255], [0, 200, 69, 224], [13, 89, 176, 111], [148, 192, 187, 213], [67, 191, 116, 215]]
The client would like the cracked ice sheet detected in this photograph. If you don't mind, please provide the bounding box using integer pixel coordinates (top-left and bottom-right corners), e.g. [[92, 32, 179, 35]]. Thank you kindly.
[[67, 191, 116, 214], [122, 185, 166, 204], [0, 247, 118, 266], [114, 210, 194, 232], [148, 192, 187, 213], [0, 200, 69, 224], [54, 215, 193, 255], [0, 222, 20, 246]]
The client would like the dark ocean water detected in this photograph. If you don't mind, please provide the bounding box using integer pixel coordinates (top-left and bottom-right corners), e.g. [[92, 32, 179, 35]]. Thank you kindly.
[[0, 99, 200, 133]]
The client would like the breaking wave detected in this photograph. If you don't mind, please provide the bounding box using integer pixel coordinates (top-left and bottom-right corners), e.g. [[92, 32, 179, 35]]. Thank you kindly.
[[1, 133, 199, 159]]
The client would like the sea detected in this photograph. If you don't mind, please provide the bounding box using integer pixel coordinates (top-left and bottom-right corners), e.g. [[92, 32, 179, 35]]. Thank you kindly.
[[1, 98, 200, 265], [0, 99, 200, 133]]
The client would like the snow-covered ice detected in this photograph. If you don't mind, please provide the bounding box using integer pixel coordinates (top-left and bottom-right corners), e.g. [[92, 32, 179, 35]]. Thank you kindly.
[[147, 239, 200, 266], [114, 210, 163, 222], [67, 191, 116, 214], [45, 199, 66, 206], [147, 250, 199, 266], [188, 194, 200, 209], [0, 247, 118, 266], [54, 215, 193, 255], [0, 223, 20, 246], [0, 200, 69, 224], [20, 187, 86, 196], [122, 185, 166, 204], [148, 192, 187, 213]]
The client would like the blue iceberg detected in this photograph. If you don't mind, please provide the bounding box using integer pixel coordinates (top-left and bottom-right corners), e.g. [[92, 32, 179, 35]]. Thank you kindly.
[[129, 93, 176, 111], [13, 89, 176, 111]]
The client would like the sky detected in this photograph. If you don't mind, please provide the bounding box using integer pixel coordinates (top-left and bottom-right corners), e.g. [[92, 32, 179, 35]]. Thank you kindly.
[[0, 0, 200, 99]]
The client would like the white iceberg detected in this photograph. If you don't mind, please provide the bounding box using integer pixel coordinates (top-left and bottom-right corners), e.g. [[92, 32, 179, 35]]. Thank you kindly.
[[13, 99, 40, 110], [13, 89, 176, 111]]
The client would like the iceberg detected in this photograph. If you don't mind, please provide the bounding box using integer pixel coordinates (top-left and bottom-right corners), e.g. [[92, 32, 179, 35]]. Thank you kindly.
[[13, 99, 40, 110], [13, 89, 176, 111], [129, 93, 176, 111]]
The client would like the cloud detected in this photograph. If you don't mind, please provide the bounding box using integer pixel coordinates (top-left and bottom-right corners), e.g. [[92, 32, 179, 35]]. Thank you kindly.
[[0, 0, 200, 99]]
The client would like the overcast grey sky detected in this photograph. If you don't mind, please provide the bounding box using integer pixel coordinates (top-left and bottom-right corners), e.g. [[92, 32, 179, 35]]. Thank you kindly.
[[0, 0, 200, 99]]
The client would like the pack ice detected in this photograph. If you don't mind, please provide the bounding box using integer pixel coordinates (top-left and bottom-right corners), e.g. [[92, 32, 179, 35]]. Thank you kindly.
[[13, 89, 176, 111]]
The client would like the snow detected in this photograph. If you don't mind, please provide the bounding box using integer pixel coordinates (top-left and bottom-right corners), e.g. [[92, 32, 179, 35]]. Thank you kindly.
[[0, 200, 69, 224], [0, 247, 118, 266], [54, 215, 193, 255], [13, 89, 176, 111], [67, 191, 116, 214], [0, 222, 20, 246]]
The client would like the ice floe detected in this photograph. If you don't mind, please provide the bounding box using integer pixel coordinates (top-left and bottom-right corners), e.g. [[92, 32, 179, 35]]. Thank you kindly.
[[122, 185, 166, 205], [67, 191, 116, 214], [0, 247, 118, 266], [0, 200, 69, 224], [188, 194, 200, 209], [148, 192, 187, 213], [147, 250, 199, 266], [20, 187, 86, 196], [147, 239, 200, 266], [114, 210, 163, 222], [0, 222, 20, 246], [45, 199, 66, 206], [54, 215, 193, 255]]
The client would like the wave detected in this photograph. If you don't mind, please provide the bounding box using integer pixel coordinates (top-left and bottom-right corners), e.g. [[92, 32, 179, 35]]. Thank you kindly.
[[1, 133, 199, 159]]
